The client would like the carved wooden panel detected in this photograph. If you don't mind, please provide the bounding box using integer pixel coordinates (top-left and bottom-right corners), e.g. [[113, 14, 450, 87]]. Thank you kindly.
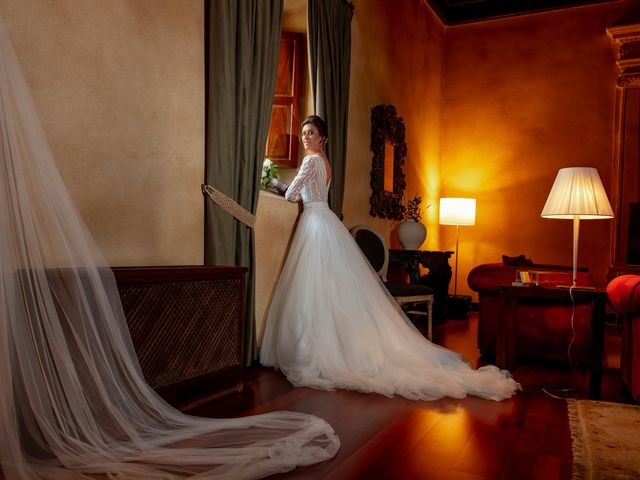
[[425, 0, 615, 25], [267, 105, 292, 158], [265, 32, 303, 168], [613, 88, 640, 264]]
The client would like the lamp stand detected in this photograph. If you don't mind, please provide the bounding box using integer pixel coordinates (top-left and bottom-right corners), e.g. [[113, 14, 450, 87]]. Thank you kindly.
[[572, 215, 579, 287], [453, 224, 460, 296]]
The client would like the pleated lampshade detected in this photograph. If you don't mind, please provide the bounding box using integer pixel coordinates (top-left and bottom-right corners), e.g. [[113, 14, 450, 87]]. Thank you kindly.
[[541, 167, 613, 287], [541, 167, 614, 219]]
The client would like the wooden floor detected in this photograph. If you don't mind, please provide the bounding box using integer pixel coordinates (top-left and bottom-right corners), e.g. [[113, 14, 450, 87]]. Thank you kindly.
[[191, 313, 633, 480]]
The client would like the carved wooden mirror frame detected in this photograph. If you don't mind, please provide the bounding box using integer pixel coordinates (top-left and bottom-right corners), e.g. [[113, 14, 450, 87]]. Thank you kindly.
[[369, 104, 407, 220]]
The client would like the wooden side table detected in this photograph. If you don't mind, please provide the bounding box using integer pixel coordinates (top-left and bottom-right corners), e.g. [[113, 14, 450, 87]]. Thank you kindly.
[[496, 285, 607, 399], [388, 249, 453, 298], [388, 249, 453, 287]]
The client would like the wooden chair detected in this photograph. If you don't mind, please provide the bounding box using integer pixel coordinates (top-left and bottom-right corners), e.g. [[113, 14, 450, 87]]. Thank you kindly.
[[350, 225, 435, 340]]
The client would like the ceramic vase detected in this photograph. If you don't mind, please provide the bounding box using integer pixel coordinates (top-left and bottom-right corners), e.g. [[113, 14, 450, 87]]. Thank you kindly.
[[397, 220, 426, 250]]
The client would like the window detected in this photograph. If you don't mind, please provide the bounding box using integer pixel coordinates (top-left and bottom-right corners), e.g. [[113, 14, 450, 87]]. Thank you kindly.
[[265, 32, 304, 169]]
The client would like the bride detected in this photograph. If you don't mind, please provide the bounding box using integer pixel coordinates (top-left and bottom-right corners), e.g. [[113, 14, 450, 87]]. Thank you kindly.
[[261, 115, 520, 402]]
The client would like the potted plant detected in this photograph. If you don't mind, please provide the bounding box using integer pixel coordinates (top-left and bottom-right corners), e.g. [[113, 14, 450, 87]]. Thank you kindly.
[[397, 194, 429, 250]]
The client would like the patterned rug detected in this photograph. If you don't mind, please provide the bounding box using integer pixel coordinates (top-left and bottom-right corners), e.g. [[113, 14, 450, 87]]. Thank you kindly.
[[568, 399, 640, 479]]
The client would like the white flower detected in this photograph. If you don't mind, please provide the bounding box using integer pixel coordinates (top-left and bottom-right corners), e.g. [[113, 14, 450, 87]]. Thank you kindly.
[[262, 159, 273, 174], [261, 159, 279, 190]]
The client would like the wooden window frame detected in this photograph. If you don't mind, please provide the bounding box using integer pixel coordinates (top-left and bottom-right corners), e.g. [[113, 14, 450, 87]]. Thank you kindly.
[[265, 32, 304, 169]]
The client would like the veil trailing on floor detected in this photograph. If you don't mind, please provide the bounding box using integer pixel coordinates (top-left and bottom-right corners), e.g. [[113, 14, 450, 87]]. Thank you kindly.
[[0, 19, 338, 480]]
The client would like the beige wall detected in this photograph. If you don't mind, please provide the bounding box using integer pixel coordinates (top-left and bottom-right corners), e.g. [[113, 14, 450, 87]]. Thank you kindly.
[[0, 0, 204, 266], [440, 1, 636, 294], [254, 193, 299, 343]]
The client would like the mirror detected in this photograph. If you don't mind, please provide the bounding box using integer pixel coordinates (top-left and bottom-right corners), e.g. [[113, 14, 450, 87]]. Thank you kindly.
[[383, 143, 394, 192], [369, 104, 407, 219]]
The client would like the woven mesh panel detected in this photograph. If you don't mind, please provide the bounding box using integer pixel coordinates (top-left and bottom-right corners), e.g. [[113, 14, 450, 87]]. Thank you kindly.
[[118, 279, 242, 389]]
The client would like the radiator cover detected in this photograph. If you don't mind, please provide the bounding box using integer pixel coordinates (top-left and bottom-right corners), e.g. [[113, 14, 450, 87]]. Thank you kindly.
[[113, 266, 246, 410]]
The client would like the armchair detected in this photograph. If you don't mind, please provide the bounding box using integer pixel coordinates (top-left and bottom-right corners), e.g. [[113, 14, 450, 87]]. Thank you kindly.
[[468, 262, 594, 364], [606, 274, 640, 401], [350, 225, 435, 340]]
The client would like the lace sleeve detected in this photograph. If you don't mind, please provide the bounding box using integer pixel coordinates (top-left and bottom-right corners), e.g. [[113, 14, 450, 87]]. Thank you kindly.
[[285, 155, 317, 202]]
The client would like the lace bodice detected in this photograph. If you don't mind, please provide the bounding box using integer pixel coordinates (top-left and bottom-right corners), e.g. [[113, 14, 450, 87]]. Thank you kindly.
[[285, 155, 330, 204]]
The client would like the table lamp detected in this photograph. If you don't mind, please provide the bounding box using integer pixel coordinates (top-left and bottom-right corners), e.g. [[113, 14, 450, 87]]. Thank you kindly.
[[541, 167, 614, 287], [439, 198, 476, 296]]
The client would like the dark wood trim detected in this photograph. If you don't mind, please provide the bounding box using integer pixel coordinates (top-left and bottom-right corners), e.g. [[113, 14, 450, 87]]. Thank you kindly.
[[112, 265, 248, 283], [425, 0, 615, 26]]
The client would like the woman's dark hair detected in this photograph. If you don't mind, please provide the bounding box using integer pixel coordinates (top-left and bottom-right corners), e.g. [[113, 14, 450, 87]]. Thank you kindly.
[[301, 115, 328, 138]]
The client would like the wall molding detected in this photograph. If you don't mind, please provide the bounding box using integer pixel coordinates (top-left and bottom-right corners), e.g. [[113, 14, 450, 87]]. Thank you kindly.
[[607, 23, 640, 267], [607, 23, 640, 87]]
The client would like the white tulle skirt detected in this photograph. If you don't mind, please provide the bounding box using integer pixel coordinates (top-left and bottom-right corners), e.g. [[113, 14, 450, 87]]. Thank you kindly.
[[261, 202, 520, 401]]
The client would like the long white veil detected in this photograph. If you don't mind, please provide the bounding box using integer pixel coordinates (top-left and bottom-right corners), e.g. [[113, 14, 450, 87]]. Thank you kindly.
[[0, 19, 338, 480]]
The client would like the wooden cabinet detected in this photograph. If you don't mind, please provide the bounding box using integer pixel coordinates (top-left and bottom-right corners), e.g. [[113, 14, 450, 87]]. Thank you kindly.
[[112, 266, 247, 411], [265, 32, 304, 168]]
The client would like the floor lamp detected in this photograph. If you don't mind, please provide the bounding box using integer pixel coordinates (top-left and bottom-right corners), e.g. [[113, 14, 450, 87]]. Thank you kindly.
[[541, 167, 613, 287], [439, 198, 476, 297]]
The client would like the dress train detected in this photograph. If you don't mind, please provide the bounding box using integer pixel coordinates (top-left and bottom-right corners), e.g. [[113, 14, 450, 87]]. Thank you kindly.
[[261, 155, 520, 402]]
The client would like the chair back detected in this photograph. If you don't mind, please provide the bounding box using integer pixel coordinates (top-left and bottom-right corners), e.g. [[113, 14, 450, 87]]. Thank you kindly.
[[350, 225, 389, 281]]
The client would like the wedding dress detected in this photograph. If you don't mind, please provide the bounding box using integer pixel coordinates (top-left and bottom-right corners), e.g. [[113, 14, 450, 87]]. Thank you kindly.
[[0, 19, 338, 479], [261, 154, 520, 401]]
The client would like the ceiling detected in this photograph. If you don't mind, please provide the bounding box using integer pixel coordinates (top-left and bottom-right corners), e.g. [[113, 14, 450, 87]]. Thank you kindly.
[[424, 0, 616, 25]]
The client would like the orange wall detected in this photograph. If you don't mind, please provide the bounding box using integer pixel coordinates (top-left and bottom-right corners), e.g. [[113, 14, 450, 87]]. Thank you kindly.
[[347, 0, 633, 297], [439, 1, 638, 294], [385, 0, 444, 251], [345, 0, 444, 247]]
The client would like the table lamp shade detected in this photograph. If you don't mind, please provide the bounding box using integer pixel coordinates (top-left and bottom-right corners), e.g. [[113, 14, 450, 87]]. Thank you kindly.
[[541, 167, 613, 287], [439, 198, 476, 225], [541, 167, 614, 219]]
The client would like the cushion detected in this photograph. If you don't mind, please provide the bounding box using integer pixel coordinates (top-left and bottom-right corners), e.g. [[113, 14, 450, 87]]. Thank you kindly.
[[385, 283, 434, 297], [502, 254, 534, 267]]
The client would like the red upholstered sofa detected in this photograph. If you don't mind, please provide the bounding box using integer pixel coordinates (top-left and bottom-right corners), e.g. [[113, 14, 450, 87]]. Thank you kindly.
[[467, 262, 594, 364], [606, 274, 640, 402]]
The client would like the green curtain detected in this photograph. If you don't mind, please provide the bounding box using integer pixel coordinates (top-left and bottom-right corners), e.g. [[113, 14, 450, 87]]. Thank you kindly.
[[307, 0, 354, 219], [205, 0, 283, 364]]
